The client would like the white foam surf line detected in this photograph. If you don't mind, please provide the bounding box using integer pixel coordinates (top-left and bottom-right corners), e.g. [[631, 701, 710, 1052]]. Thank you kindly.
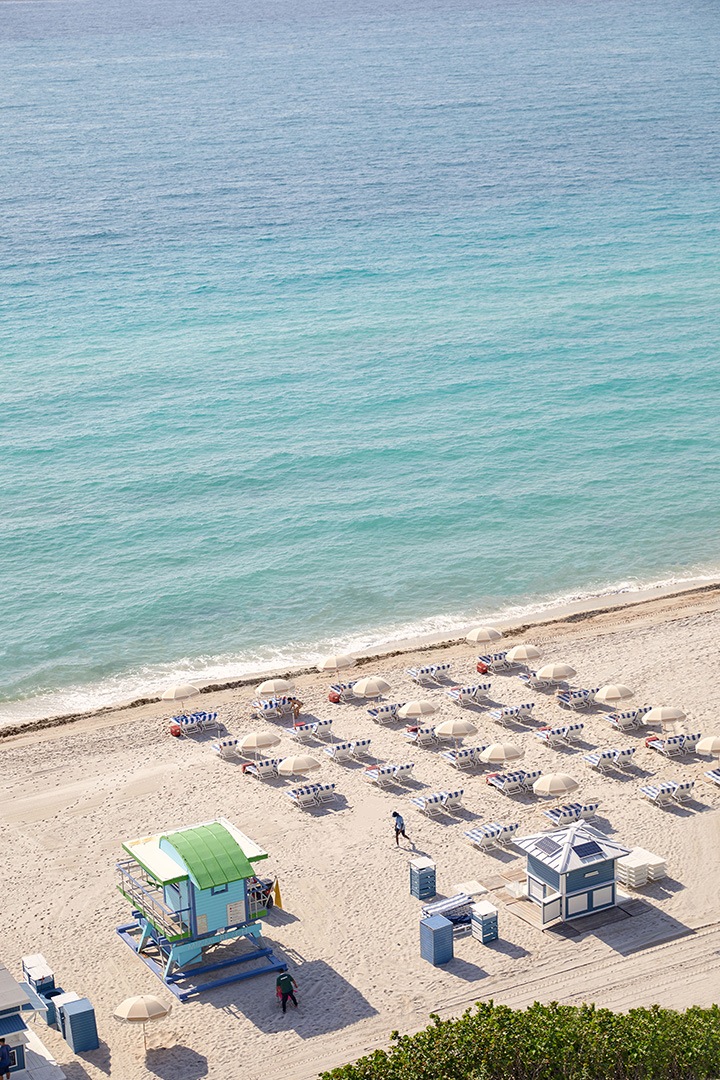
[[2, 567, 720, 728]]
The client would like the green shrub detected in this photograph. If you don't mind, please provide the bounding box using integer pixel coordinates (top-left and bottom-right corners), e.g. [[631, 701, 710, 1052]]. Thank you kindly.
[[320, 1001, 720, 1080]]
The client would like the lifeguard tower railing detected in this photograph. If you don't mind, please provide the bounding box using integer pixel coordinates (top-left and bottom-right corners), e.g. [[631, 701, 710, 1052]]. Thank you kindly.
[[117, 860, 192, 943]]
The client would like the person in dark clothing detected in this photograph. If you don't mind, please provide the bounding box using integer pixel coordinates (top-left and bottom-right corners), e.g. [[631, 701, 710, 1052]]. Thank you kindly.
[[276, 971, 298, 1013], [392, 810, 409, 846], [0, 1037, 12, 1079]]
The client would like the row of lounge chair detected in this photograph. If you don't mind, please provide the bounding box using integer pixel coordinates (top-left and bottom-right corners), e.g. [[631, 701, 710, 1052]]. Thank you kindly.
[[488, 703, 535, 725], [250, 696, 296, 718], [368, 703, 404, 723], [363, 762, 415, 786], [410, 789, 464, 815], [556, 687, 601, 710], [446, 683, 492, 706], [543, 802, 599, 826], [584, 747, 636, 771], [289, 718, 333, 741], [646, 733, 701, 756], [287, 783, 337, 809], [535, 723, 584, 746], [486, 769, 542, 795], [173, 712, 220, 734], [477, 652, 515, 672], [605, 707, 652, 730], [441, 745, 489, 769], [407, 663, 452, 685], [465, 822, 519, 850], [640, 780, 695, 806], [519, 671, 568, 690], [323, 739, 372, 761]]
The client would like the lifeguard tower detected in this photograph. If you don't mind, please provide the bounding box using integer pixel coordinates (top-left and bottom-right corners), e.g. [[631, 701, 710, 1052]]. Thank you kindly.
[[514, 823, 630, 927], [116, 818, 286, 1000]]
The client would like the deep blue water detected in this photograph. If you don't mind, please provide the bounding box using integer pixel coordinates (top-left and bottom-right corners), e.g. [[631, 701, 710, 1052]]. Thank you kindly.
[[2, 0, 720, 722]]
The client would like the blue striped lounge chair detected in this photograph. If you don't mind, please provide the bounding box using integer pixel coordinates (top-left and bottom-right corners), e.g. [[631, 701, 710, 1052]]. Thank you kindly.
[[682, 732, 702, 753], [290, 722, 316, 742], [544, 804, 581, 826], [521, 769, 542, 792], [477, 652, 512, 672], [441, 789, 464, 812], [404, 725, 437, 747], [211, 737, 240, 759], [177, 715, 202, 735], [646, 735, 685, 757], [465, 823, 504, 850], [245, 757, 281, 780], [410, 792, 445, 816], [487, 771, 526, 795], [363, 765, 396, 786], [350, 738, 372, 759], [323, 741, 354, 761], [441, 746, 479, 769], [498, 823, 520, 845], [561, 722, 585, 743], [640, 782, 676, 806], [312, 719, 334, 739], [613, 747, 636, 769], [583, 749, 618, 772], [367, 703, 400, 724], [704, 769, 720, 787], [606, 710, 642, 731], [315, 782, 337, 804], [518, 671, 554, 690], [577, 801, 600, 819], [421, 894, 474, 925], [671, 780, 695, 802], [487, 707, 515, 726], [330, 682, 357, 702], [407, 665, 440, 685], [288, 786, 320, 809], [199, 711, 220, 732], [392, 762, 416, 783], [557, 688, 599, 710], [534, 725, 567, 747], [434, 662, 452, 678], [251, 699, 283, 720], [446, 683, 492, 706]]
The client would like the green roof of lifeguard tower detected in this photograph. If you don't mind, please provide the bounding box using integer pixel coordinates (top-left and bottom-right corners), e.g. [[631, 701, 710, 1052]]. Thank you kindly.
[[164, 821, 255, 891]]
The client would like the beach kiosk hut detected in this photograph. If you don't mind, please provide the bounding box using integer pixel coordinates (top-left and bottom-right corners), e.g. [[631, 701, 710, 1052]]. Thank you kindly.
[[0, 959, 65, 1077], [513, 823, 630, 926], [116, 817, 286, 1000]]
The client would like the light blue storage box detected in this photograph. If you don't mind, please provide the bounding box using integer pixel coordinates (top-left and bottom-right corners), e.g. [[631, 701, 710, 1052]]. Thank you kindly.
[[410, 858, 436, 901], [61, 997, 100, 1052], [419, 914, 453, 965], [471, 900, 499, 944]]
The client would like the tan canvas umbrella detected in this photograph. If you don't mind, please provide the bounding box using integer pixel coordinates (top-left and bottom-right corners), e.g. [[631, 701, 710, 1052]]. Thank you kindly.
[[697, 735, 720, 758], [506, 644, 541, 662], [397, 700, 438, 720], [536, 663, 576, 681], [114, 995, 172, 1050], [277, 755, 322, 777], [533, 773, 580, 798], [352, 676, 391, 698], [595, 684, 633, 705], [317, 654, 355, 673], [161, 683, 199, 703], [466, 626, 503, 644], [239, 731, 281, 756], [257, 678, 294, 696], [434, 717, 477, 743], [479, 742, 524, 765], [644, 706, 686, 727]]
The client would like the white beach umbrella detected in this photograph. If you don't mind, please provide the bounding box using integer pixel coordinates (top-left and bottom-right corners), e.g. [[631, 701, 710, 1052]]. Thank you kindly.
[[352, 676, 391, 698], [506, 644, 541, 662], [161, 683, 200, 703], [277, 755, 322, 777], [239, 731, 281, 756], [114, 995, 172, 1050], [697, 735, 720, 759], [434, 717, 478, 743], [317, 654, 355, 673], [533, 773, 580, 798], [536, 663, 577, 682], [644, 706, 686, 727], [257, 678, 294, 696], [479, 742, 524, 765], [466, 626, 503, 644], [397, 700, 438, 720], [594, 684, 634, 705]]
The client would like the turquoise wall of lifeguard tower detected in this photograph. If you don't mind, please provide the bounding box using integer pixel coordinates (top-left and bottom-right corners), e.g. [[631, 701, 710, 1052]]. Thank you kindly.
[[158, 836, 249, 935]]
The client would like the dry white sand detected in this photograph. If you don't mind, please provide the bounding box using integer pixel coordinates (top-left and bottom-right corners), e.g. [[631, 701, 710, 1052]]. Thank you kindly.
[[2, 585, 720, 1080]]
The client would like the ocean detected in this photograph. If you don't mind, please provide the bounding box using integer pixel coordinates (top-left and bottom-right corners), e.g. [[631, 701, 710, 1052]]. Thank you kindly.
[[1, 0, 720, 724]]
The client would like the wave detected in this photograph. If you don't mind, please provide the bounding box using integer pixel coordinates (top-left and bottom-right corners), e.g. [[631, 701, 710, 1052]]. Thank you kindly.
[[2, 565, 719, 728]]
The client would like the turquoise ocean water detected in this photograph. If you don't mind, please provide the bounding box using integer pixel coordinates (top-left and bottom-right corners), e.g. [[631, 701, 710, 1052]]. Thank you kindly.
[[2, 0, 720, 723]]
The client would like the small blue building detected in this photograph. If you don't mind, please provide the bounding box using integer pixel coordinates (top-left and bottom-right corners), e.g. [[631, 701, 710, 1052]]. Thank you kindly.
[[514, 823, 630, 927], [117, 817, 286, 1000], [0, 959, 65, 1078]]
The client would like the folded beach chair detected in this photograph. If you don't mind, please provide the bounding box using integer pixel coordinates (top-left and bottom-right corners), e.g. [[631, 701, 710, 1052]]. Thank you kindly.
[[534, 725, 568, 747], [421, 893, 474, 926], [606, 710, 643, 732], [465, 823, 504, 850], [583, 749, 618, 772], [671, 780, 695, 802], [441, 746, 482, 769], [315, 782, 337, 804], [330, 681, 357, 702], [350, 737, 372, 759], [367, 703, 401, 724], [288, 786, 320, 809], [646, 735, 685, 757], [639, 782, 677, 806], [561, 722, 585, 743], [704, 769, 720, 787], [446, 683, 492, 706], [477, 652, 513, 672], [486, 770, 527, 795], [404, 725, 438, 747], [211, 737, 240, 759], [363, 765, 396, 786], [245, 757, 282, 780], [520, 768, 542, 792], [613, 747, 636, 769], [682, 732, 702, 754], [392, 762, 416, 784], [407, 665, 440, 686], [410, 792, 446, 816], [544, 804, 581, 826], [323, 741, 354, 762], [498, 822, 520, 845], [441, 789, 465, 812]]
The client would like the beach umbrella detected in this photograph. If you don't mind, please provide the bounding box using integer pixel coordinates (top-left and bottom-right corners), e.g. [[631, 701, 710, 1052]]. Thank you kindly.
[[506, 644, 541, 662], [114, 995, 172, 1050], [257, 678, 294, 696], [161, 683, 199, 703], [697, 735, 720, 760], [536, 663, 577, 682], [466, 626, 503, 644], [397, 700, 438, 720], [434, 717, 477, 744], [533, 773, 580, 798], [352, 676, 391, 698], [239, 731, 281, 756], [277, 755, 322, 777], [479, 742, 524, 765], [317, 654, 355, 673], [594, 684, 633, 705], [644, 706, 686, 727]]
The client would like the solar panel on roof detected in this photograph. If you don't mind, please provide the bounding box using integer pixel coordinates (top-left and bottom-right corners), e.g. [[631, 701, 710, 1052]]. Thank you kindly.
[[573, 841, 603, 859], [536, 837, 561, 856]]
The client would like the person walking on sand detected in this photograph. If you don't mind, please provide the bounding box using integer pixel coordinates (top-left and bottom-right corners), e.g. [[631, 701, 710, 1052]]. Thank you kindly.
[[276, 970, 298, 1013], [392, 810, 409, 846], [0, 1038, 12, 1080]]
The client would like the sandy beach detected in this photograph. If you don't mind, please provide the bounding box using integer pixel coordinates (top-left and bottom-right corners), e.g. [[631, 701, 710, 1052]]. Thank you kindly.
[[2, 583, 720, 1080]]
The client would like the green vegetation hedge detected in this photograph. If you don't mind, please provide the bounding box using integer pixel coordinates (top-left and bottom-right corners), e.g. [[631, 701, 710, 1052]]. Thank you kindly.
[[320, 1002, 720, 1080]]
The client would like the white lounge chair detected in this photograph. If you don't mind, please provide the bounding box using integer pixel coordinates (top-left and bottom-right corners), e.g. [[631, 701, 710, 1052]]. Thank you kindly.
[[534, 726, 567, 747], [330, 681, 357, 702], [561, 722, 585, 743], [486, 770, 527, 796], [465, 823, 504, 850], [544, 805, 581, 826], [367, 703, 401, 724], [245, 757, 281, 780], [583, 749, 618, 772], [404, 725, 438, 747], [646, 735, 685, 757], [392, 762, 416, 784], [410, 792, 446, 816], [521, 769, 542, 791], [289, 722, 316, 743], [446, 683, 492, 706], [350, 738, 372, 759], [518, 671, 553, 690], [288, 786, 320, 809], [682, 732, 702, 753], [613, 747, 636, 769], [211, 737, 240, 759], [315, 782, 337, 804], [250, 699, 283, 720], [441, 746, 484, 769], [477, 652, 513, 672], [363, 765, 396, 786], [323, 741, 354, 761], [312, 718, 334, 739], [557, 688, 599, 710], [441, 789, 465, 812], [639, 782, 676, 806], [606, 710, 643, 731], [407, 665, 440, 685], [671, 780, 695, 802], [498, 823, 520, 845]]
